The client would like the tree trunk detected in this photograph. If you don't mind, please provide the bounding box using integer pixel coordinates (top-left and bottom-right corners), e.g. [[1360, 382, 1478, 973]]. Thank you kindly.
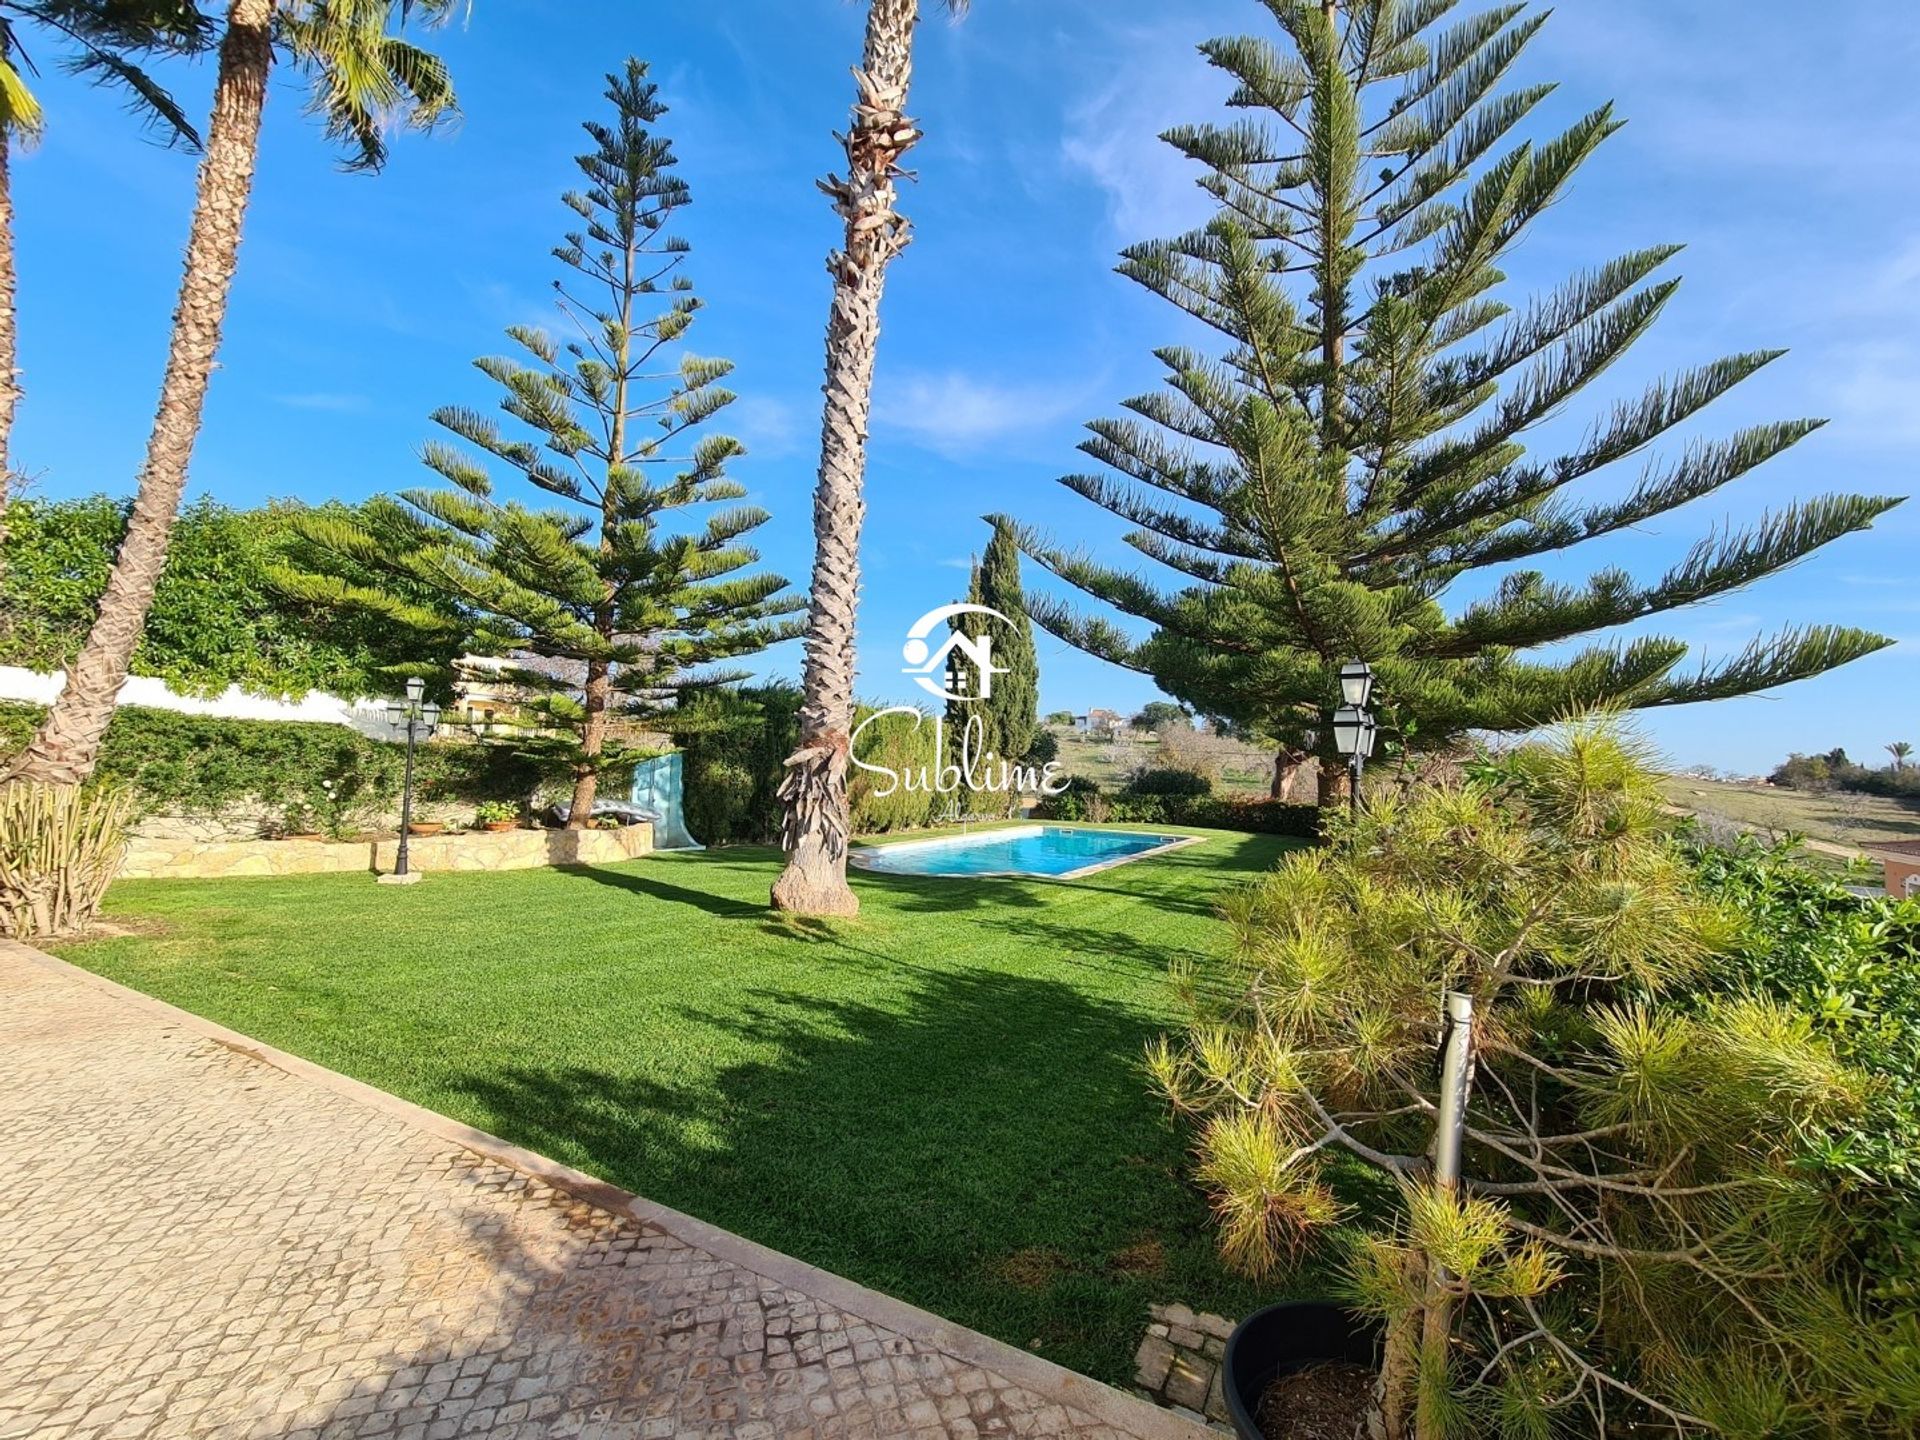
[[0, 130, 19, 572], [1413, 1268, 1454, 1440], [772, 0, 923, 918], [568, 658, 611, 828], [4, 0, 274, 787], [1370, 1258, 1421, 1440], [1318, 752, 1350, 806], [1270, 747, 1309, 800]]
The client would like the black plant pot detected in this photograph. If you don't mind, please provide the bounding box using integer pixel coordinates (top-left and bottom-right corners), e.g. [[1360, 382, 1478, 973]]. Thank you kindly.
[[1222, 1301, 1382, 1440]]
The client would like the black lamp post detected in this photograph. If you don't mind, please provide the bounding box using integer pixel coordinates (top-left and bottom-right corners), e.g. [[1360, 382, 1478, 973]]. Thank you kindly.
[[381, 677, 441, 885], [1331, 661, 1376, 820]]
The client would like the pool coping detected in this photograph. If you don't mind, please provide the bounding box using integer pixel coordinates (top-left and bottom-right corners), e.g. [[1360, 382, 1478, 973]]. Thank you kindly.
[[849, 824, 1205, 880]]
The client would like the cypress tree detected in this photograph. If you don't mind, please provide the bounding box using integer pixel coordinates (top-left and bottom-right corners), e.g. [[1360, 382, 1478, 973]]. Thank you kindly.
[[1000, 0, 1901, 802], [977, 519, 1040, 764], [942, 521, 1041, 788], [943, 555, 982, 769], [277, 59, 802, 825]]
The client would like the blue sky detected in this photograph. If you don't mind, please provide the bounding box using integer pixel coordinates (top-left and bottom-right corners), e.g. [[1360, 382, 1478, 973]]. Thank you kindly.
[[12, 0, 1917, 773]]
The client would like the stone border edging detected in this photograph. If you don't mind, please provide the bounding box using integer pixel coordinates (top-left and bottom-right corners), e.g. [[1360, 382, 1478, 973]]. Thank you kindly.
[[7, 938, 1211, 1440]]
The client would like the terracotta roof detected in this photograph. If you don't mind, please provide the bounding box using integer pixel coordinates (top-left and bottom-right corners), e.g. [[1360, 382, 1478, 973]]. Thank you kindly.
[[1864, 839, 1920, 859]]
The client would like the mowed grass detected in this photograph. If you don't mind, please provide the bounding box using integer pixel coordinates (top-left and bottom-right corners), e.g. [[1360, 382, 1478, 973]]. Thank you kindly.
[[52, 828, 1328, 1386]]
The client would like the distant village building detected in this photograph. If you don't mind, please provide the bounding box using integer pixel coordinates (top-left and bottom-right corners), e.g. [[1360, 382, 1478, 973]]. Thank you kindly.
[[1866, 841, 1920, 899], [1076, 708, 1130, 739]]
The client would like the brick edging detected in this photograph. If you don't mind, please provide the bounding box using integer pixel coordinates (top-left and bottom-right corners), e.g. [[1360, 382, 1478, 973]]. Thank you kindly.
[[7, 939, 1211, 1440]]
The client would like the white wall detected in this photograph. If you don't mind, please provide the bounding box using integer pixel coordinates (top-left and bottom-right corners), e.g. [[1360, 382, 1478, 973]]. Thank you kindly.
[[0, 666, 405, 741]]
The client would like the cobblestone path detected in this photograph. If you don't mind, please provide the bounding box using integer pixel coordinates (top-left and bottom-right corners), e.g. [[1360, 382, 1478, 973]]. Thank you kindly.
[[0, 943, 1201, 1440]]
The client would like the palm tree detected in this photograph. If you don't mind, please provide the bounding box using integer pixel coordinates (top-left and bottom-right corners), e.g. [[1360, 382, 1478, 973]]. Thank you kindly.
[[1890, 741, 1912, 772], [5, 0, 457, 787], [771, 0, 967, 917], [0, 0, 212, 562]]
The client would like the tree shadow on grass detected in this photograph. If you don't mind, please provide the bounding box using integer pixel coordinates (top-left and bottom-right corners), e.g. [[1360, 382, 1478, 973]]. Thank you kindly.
[[441, 966, 1285, 1388], [553, 861, 768, 918]]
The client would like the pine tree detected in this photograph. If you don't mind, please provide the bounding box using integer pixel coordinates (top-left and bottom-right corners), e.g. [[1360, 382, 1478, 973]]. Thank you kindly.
[[1000, 0, 1901, 804], [276, 60, 803, 826], [1154, 724, 1910, 1438]]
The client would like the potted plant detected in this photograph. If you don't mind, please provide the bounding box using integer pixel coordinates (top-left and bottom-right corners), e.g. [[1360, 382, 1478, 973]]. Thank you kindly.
[[1152, 724, 1877, 1439], [474, 800, 518, 832], [406, 818, 444, 837]]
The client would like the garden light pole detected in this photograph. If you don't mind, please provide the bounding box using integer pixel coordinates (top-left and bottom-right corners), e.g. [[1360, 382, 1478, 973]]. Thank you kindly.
[[1331, 660, 1377, 819], [381, 677, 440, 886]]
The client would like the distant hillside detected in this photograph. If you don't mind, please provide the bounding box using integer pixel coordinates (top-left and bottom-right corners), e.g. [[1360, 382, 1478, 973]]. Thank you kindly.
[[1660, 774, 1920, 855]]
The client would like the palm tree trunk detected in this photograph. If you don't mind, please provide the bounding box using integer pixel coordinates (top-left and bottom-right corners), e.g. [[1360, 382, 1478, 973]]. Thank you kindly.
[[0, 130, 19, 571], [5, 0, 274, 787], [771, 0, 924, 917]]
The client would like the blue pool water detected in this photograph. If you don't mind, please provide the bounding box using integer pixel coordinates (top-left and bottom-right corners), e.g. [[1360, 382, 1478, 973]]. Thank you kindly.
[[851, 825, 1188, 878]]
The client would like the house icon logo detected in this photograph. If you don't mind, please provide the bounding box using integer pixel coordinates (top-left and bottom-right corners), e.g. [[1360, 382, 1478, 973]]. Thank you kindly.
[[901, 604, 1012, 703]]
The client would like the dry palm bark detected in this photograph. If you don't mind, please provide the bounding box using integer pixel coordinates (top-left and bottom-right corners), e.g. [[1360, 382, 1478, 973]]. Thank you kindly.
[[0, 136, 17, 562], [772, 0, 926, 917], [5, 0, 273, 786]]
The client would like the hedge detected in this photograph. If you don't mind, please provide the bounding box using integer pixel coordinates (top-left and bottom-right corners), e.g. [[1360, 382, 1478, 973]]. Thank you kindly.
[[1035, 784, 1321, 838], [671, 687, 981, 844], [0, 496, 452, 700], [671, 684, 801, 846], [0, 703, 543, 827]]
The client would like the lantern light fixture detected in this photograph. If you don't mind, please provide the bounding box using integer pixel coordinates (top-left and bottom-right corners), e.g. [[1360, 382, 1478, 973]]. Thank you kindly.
[[1338, 659, 1374, 709]]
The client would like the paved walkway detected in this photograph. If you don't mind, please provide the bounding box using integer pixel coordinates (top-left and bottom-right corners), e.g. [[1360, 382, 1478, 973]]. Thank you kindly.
[[0, 942, 1203, 1440]]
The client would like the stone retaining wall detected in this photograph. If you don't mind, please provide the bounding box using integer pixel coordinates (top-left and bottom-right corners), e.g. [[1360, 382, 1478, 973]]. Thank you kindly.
[[119, 823, 653, 880]]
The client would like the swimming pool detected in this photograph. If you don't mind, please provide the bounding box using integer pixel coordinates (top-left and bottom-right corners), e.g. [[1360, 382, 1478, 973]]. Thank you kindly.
[[850, 825, 1196, 879]]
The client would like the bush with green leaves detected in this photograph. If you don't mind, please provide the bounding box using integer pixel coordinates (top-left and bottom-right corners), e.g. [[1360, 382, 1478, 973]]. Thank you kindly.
[[1688, 834, 1920, 1301], [0, 703, 542, 831], [1125, 767, 1212, 798], [1151, 723, 1913, 1438], [1035, 785, 1319, 837], [846, 705, 945, 833], [671, 687, 948, 842], [670, 684, 802, 845], [0, 495, 446, 699]]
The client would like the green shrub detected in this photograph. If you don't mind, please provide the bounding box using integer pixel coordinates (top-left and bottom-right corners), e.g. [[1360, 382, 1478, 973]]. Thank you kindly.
[[0, 703, 542, 826], [0, 495, 452, 699], [1125, 767, 1211, 797], [1035, 785, 1319, 838], [670, 684, 801, 845], [1689, 834, 1920, 1300], [848, 704, 945, 833], [672, 690, 953, 842]]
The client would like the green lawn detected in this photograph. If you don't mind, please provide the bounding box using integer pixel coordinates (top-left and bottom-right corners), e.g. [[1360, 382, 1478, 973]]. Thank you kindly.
[[52, 827, 1328, 1387]]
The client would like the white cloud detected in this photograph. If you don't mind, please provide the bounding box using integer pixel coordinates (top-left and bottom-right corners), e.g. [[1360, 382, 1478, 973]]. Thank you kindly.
[[1059, 25, 1226, 244], [274, 392, 371, 413], [1811, 341, 1920, 449], [873, 369, 1097, 458], [726, 394, 804, 460]]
